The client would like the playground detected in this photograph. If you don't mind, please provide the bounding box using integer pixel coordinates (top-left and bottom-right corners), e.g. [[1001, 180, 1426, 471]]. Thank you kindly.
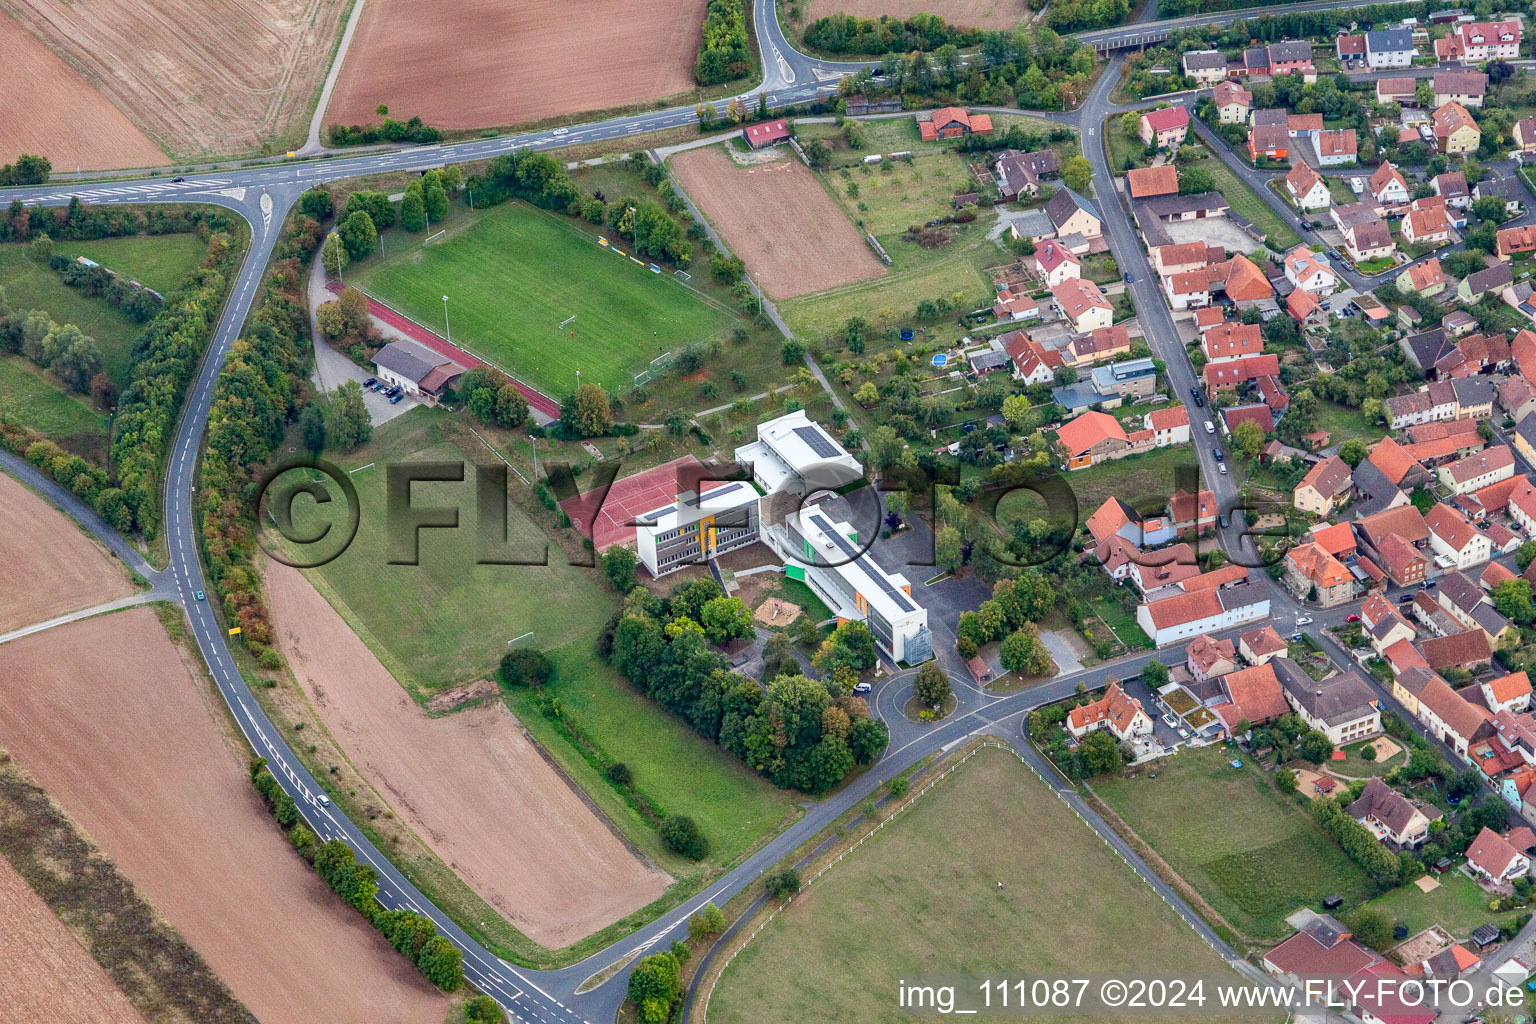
[[345, 201, 740, 398]]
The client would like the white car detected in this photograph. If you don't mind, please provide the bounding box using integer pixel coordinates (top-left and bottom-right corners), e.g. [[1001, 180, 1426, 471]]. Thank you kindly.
[[853, 681, 872, 694], [1162, 714, 1178, 728], [1218, 463, 1228, 475], [316, 793, 331, 807], [1295, 616, 1313, 626], [1204, 421, 1216, 434]]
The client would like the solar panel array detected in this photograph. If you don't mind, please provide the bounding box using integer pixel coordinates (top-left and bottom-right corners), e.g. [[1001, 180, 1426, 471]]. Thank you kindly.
[[793, 424, 842, 459], [808, 513, 916, 613]]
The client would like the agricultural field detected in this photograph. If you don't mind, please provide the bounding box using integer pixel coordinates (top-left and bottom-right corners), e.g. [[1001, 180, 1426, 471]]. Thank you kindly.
[[801, 0, 1028, 30], [0, 606, 446, 1024], [0, 471, 135, 634], [0, 13, 164, 169], [265, 557, 672, 948], [2, 0, 350, 159], [672, 147, 886, 300], [326, 0, 707, 131], [0, 356, 111, 461], [0, 233, 208, 387], [286, 413, 616, 696], [709, 747, 1276, 1024], [0, 853, 150, 1024], [1093, 745, 1374, 941], [504, 640, 802, 870], [347, 200, 738, 398]]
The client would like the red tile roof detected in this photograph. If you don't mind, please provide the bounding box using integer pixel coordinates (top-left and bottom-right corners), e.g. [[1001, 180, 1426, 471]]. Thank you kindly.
[[1056, 410, 1127, 455], [1142, 105, 1190, 132], [1127, 165, 1180, 198]]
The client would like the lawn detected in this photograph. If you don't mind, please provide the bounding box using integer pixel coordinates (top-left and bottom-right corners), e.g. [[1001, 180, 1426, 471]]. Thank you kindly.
[[1196, 155, 1300, 250], [1328, 738, 1404, 779], [1357, 872, 1504, 943], [288, 410, 616, 699], [1312, 400, 1380, 446], [0, 233, 206, 387], [1093, 745, 1375, 941], [346, 200, 741, 398], [709, 746, 1278, 1024], [1062, 444, 1203, 520], [0, 355, 109, 460], [1089, 595, 1154, 649], [504, 640, 800, 870]]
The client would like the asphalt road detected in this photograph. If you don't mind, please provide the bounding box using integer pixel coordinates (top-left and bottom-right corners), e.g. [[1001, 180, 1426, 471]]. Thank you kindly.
[[1076, 0, 1421, 49], [1, 0, 1512, 1017]]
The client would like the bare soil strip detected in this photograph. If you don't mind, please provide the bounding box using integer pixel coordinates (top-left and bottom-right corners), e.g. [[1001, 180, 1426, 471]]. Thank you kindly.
[[266, 559, 671, 948], [325, 0, 707, 131], [0, 472, 135, 634], [0, 607, 446, 1024], [670, 148, 885, 300]]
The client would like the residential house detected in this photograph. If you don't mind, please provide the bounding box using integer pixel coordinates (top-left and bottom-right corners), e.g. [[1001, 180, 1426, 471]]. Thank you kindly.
[[1438, 445, 1514, 496], [1418, 629, 1493, 674], [992, 149, 1059, 201], [1484, 672, 1534, 715], [1248, 123, 1290, 161], [1285, 541, 1354, 606], [1144, 404, 1191, 446], [1055, 410, 1150, 470], [1126, 164, 1180, 200], [1376, 533, 1430, 588], [1346, 776, 1440, 848], [1204, 352, 1280, 391], [1286, 161, 1332, 210], [1150, 241, 1224, 278], [1362, 592, 1417, 655], [1418, 674, 1494, 759], [1377, 77, 1417, 106], [1365, 28, 1416, 68], [1213, 80, 1252, 124], [1426, 502, 1493, 568], [1167, 255, 1273, 312], [1135, 578, 1271, 647], [917, 107, 993, 141], [1337, 33, 1366, 64], [1201, 321, 1263, 363], [1478, 176, 1527, 216], [1004, 331, 1060, 384], [1434, 170, 1471, 209], [1140, 105, 1190, 149], [1284, 247, 1337, 294], [1501, 377, 1536, 426], [1370, 162, 1411, 205], [1208, 662, 1291, 734], [1043, 187, 1103, 242], [1402, 203, 1451, 249], [1240, 625, 1289, 665], [1432, 101, 1480, 156], [1294, 456, 1352, 516], [1065, 682, 1153, 741], [1515, 116, 1536, 154], [1276, 660, 1382, 746], [1312, 128, 1358, 166], [991, 286, 1039, 322], [1454, 20, 1521, 62], [1466, 826, 1531, 884], [1512, 475, 1536, 533], [1187, 634, 1238, 682], [1263, 40, 1316, 79], [1460, 263, 1513, 303], [1500, 225, 1536, 261], [1398, 256, 1448, 297], [1052, 277, 1114, 333], [1169, 487, 1219, 535], [1344, 220, 1395, 264], [1435, 69, 1488, 108], [1182, 50, 1229, 86], [1033, 238, 1081, 287]]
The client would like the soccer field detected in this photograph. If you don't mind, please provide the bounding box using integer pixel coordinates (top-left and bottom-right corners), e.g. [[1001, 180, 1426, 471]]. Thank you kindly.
[[348, 202, 740, 398]]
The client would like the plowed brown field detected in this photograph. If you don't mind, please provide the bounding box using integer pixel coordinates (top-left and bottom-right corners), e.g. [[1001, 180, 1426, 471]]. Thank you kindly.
[[0, 853, 149, 1024], [803, 0, 1027, 30], [0, 607, 446, 1024], [266, 559, 670, 947], [0, 473, 134, 634], [0, 14, 164, 170], [671, 148, 885, 299], [2, 0, 350, 159], [325, 0, 706, 131]]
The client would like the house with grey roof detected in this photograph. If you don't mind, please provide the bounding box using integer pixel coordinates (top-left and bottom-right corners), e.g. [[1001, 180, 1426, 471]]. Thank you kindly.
[[372, 340, 466, 402]]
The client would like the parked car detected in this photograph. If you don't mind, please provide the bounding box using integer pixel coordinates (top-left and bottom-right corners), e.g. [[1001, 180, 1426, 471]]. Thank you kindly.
[[1205, 421, 1216, 434], [1345, 613, 1361, 622], [1194, 392, 1205, 407], [1399, 593, 1415, 603], [1218, 514, 1229, 529], [1162, 714, 1178, 728], [1124, 273, 1133, 283], [1218, 462, 1227, 475], [1326, 249, 1342, 261], [363, 377, 377, 389], [389, 391, 404, 404], [1212, 447, 1223, 461], [853, 681, 872, 694]]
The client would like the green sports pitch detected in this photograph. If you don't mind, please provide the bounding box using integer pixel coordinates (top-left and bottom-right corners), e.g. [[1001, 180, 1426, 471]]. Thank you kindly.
[[349, 202, 739, 398]]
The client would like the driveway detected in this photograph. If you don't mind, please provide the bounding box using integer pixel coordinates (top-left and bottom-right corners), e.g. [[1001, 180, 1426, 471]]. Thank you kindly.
[[1037, 629, 1084, 675], [307, 253, 420, 427]]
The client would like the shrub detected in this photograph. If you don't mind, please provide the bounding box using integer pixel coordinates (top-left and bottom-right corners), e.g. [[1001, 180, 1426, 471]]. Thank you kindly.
[[660, 814, 710, 860], [464, 994, 507, 1023], [499, 648, 553, 688], [605, 762, 633, 786], [764, 869, 799, 898]]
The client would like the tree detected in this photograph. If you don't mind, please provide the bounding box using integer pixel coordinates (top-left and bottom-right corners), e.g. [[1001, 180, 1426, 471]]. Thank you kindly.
[[1493, 579, 1535, 626], [425, 183, 449, 222], [321, 232, 349, 275], [44, 325, 103, 392], [499, 648, 553, 687], [325, 380, 373, 451], [688, 902, 727, 941], [1120, 111, 1141, 137], [603, 546, 637, 593], [464, 994, 506, 1023], [400, 190, 427, 231], [1298, 730, 1334, 765], [764, 869, 799, 898], [1349, 907, 1393, 951], [660, 814, 710, 860], [417, 935, 464, 991], [935, 525, 963, 572], [299, 186, 333, 221], [1178, 166, 1214, 195], [629, 952, 682, 1024], [1338, 438, 1369, 468], [1061, 155, 1093, 193], [1001, 393, 1031, 430], [781, 339, 804, 365], [300, 404, 327, 453], [913, 661, 951, 708], [1516, 539, 1536, 573], [339, 209, 378, 259], [700, 596, 753, 644], [562, 383, 613, 437], [494, 383, 529, 429], [1231, 419, 1264, 460], [1141, 660, 1169, 689], [1077, 729, 1122, 776], [28, 232, 52, 264]]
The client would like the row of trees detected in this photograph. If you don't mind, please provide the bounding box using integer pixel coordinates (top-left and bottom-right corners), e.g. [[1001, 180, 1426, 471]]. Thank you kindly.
[[0, 153, 49, 186], [607, 578, 888, 794], [50, 248, 164, 321], [327, 110, 441, 147], [803, 12, 983, 55], [694, 0, 751, 85], [1, 195, 232, 245], [249, 759, 464, 991], [0, 286, 105, 396]]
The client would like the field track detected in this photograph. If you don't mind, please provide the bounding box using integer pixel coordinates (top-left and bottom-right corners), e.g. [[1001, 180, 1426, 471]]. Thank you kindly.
[[266, 558, 672, 948], [670, 149, 885, 300], [326, 0, 707, 131], [0, 472, 135, 634], [0, 607, 447, 1024]]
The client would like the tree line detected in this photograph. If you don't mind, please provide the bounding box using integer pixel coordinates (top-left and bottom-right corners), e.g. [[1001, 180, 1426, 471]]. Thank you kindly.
[[0, 195, 227, 245], [327, 113, 441, 148], [0, 153, 49, 186], [50, 248, 164, 322], [249, 759, 464, 992], [0, 276, 106, 399], [803, 12, 983, 56], [606, 576, 889, 795], [695, 0, 751, 85]]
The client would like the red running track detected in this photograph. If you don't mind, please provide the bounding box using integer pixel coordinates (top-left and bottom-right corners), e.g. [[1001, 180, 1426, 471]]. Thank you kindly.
[[327, 282, 560, 419]]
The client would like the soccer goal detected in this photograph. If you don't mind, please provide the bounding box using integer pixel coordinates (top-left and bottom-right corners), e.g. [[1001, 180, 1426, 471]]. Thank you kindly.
[[673, 269, 692, 282], [558, 315, 576, 329], [423, 229, 446, 246]]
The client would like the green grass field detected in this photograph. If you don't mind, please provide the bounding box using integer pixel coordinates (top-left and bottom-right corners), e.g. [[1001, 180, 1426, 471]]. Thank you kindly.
[[1327, 739, 1404, 779], [0, 234, 206, 387], [1196, 155, 1300, 250], [290, 411, 615, 698], [1356, 872, 1504, 943], [0, 354, 110, 459], [1063, 444, 1203, 519], [710, 747, 1277, 1024], [1093, 746, 1374, 941], [346, 202, 740, 398], [504, 641, 799, 869]]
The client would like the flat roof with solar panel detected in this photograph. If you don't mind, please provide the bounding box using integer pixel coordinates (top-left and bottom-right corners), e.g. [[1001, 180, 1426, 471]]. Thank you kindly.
[[736, 410, 864, 494], [803, 511, 920, 620]]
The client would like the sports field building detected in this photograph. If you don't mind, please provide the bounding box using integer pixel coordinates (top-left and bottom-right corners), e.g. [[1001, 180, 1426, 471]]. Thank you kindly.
[[634, 411, 932, 663]]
